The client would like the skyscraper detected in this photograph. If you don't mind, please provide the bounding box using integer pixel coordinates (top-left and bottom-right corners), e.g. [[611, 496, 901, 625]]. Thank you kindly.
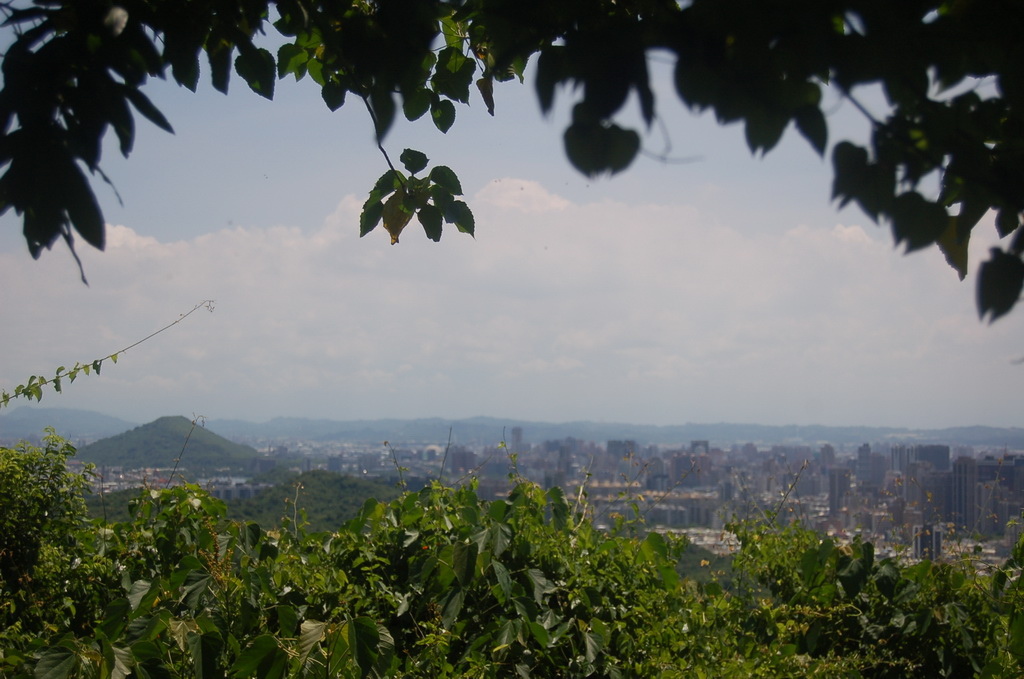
[[829, 467, 851, 517], [952, 456, 978, 531]]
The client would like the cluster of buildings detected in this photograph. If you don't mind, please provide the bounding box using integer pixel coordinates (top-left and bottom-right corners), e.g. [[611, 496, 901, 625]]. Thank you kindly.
[[309, 428, 1023, 561]]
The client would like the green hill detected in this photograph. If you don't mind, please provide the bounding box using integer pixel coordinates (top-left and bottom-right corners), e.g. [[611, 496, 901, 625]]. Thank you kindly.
[[227, 470, 401, 532], [77, 415, 260, 477]]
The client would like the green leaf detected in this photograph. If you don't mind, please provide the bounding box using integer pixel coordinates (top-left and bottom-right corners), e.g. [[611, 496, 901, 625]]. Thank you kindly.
[[492, 560, 513, 601], [433, 47, 476, 103], [33, 646, 77, 679], [321, 81, 346, 111], [444, 200, 475, 236], [402, 88, 433, 121], [229, 635, 282, 676], [344, 617, 382, 678], [418, 204, 443, 241], [360, 200, 384, 237], [400, 149, 429, 175], [187, 631, 223, 679], [431, 99, 456, 133], [978, 248, 1024, 322], [297, 620, 326, 666], [453, 540, 478, 585], [429, 166, 463, 195], [441, 588, 465, 629], [235, 45, 276, 99], [277, 43, 308, 80]]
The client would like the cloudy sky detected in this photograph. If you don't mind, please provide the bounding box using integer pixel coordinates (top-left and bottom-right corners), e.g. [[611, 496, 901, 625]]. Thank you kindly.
[[1, 53, 1020, 430]]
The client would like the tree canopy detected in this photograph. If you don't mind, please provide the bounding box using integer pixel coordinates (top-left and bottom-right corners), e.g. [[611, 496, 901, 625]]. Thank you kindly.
[[1, 0, 1022, 318]]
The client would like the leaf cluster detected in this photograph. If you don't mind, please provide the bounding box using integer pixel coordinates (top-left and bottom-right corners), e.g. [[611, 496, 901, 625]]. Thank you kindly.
[[2, 1, 1023, 315]]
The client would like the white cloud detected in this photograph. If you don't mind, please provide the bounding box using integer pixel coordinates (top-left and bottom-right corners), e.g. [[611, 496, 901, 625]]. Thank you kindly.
[[0, 182, 1021, 429]]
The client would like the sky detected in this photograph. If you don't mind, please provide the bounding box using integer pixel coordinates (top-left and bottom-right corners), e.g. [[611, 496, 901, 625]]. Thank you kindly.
[[1, 47, 1021, 431]]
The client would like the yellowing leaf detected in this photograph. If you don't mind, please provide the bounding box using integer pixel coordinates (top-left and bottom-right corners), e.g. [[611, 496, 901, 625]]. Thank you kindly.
[[382, 190, 414, 244]]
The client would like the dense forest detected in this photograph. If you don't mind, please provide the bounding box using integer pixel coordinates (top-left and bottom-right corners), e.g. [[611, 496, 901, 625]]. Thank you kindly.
[[3, 432, 1024, 678]]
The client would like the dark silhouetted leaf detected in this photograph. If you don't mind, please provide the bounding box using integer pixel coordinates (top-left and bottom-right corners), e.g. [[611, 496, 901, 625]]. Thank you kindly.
[[795, 105, 827, 156], [937, 216, 969, 280], [400, 148, 428, 174], [444, 200, 474, 236], [62, 158, 105, 250], [403, 88, 432, 121], [477, 76, 495, 115], [565, 122, 640, 177], [418, 204, 442, 241], [890, 192, 948, 252], [360, 199, 384, 237], [123, 88, 174, 134], [321, 81, 346, 111], [431, 99, 456, 133], [978, 248, 1024, 322], [235, 46, 276, 99]]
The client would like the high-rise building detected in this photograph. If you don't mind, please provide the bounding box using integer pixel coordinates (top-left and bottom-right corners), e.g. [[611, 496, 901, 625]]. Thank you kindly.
[[829, 467, 851, 517], [819, 444, 836, 469], [916, 445, 950, 472], [952, 456, 978, 531], [510, 427, 523, 453]]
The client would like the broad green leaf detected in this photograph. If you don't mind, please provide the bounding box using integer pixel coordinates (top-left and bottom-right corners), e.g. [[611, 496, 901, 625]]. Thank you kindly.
[[235, 45, 276, 99], [344, 617, 381, 678], [429, 166, 463, 195], [297, 620, 326, 665], [321, 81, 346, 111], [433, 47, 476, 103], [492, 560, 512, 601], [229, 635, 281, 676], [277, 43, 308, 80], [453, 540, 478, 585], [444, 200, 475, 236], [402, 88, 432, 121], [418, 204, 443, 241], [431, 99, 456, 133], [441, 588, 465, 629], [186, 631, 222, 679], [360, 200, 384, 236], [33, 647, 77, 679], [400, 149, 429, 175]]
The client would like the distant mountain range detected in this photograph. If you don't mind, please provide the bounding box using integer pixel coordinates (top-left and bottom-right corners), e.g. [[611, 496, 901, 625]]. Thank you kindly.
[[2, 406, 1022, 450]]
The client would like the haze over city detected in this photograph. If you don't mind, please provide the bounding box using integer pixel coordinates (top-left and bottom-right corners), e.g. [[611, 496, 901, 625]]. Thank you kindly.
[[1, 59, 1020, 430]]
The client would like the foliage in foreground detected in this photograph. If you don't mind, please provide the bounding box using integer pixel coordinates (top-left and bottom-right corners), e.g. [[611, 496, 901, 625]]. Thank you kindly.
[[3, 2, 1024, 319], [3, 435, 1024, 678]]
